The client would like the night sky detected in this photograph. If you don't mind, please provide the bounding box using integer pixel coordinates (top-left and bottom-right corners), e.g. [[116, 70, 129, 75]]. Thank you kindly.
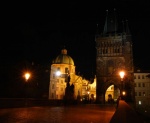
[[1, 1, 150, 81]]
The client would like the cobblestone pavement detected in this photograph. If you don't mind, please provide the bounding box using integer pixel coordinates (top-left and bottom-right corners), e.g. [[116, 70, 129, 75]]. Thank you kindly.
[[0, 104, 116, 123]]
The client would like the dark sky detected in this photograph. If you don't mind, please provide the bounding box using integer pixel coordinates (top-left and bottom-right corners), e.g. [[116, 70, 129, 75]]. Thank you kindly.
[[1, 1, 150, 80]]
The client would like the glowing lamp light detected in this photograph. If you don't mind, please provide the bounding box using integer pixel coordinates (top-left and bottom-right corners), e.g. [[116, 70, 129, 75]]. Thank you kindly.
[[56, 71, 61, 76], [25, 73, 30, 82], [122, 91, 126, 96], [119, 71, 125, 79]]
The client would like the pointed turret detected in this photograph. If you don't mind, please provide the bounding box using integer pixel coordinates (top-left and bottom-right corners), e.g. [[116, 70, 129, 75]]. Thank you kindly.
[[125, 20, 131, 35], [103, 8, 118, 35]]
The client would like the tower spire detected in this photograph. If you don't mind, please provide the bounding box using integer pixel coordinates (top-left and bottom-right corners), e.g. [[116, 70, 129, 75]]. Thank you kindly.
[[103, 9, 108, 34], [125, 20, 131, 35], [122, 20, 125, 33], [114, 8, 117, 35]]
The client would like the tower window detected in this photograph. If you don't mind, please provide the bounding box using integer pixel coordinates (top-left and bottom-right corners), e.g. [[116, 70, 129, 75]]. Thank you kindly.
[[117, 49, 120, 53], [103, 49, 105, 54], [105, 49, 108, 53]]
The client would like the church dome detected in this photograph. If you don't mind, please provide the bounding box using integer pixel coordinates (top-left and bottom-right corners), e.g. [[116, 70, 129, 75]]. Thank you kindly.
[[52, 49, 74, 65]]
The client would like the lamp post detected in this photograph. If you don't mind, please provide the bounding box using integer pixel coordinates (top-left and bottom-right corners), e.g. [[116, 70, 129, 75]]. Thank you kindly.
[[119, 71, 125, 100], [24, 72, 30, 106], [87, 91, 90, 103]]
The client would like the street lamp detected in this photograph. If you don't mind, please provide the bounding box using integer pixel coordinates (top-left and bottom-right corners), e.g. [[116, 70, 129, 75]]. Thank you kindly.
[[119, 71, 125, 99], [55, 70, 61, 76], [24, 72, 31, 106], [119, 71, 125, 81], [24, 72, 30, 82]]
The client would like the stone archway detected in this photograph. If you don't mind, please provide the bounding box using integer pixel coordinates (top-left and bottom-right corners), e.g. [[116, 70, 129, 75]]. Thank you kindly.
[[103, 81, 120, 103]]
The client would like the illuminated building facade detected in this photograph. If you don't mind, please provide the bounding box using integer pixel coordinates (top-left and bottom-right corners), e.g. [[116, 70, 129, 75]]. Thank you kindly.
[[49, 48, 96, 101], [134, 69, 150, 108]]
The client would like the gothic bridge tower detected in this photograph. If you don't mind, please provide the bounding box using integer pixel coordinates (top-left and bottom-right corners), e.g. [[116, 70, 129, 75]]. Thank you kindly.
[[95, 9, 135, 103]]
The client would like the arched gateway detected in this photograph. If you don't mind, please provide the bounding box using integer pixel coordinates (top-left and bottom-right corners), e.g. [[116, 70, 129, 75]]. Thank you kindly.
[[95, 9, 135, 103]]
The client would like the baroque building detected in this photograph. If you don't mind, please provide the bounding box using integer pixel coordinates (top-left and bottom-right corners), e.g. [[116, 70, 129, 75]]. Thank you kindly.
[[95, 9, 135, 103], [49, 48, 96, 102]]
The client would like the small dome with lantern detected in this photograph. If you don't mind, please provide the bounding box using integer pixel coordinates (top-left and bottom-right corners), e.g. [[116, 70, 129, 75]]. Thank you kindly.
[[52, 48, 74, 65]]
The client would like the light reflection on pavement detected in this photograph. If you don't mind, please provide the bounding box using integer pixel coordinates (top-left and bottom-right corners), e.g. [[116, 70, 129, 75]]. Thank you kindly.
[[0, 104, 116, 123]]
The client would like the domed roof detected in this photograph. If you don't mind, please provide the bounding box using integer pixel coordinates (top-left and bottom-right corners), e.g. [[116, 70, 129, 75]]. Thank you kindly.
[[52, 49, 74, 65]]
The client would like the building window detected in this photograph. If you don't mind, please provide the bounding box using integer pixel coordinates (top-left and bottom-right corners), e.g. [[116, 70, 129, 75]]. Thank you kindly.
[[142, 83, 145, 87], [65, 67, 69, 73], [117, 49, 120, 53], [139, 101, 141, 105], [138, 75, 140, 79], [143, 92, 145, 96], [57, 67, 60, 71], [105, 49, 108, 54], [53, 74, 55, 79], [102, 49, 104, 54], [52, 84, 54, 89], [61, 80, 63, 84], [142, 75, 144, 79], [139, 92, 141, 96], [138, 83, 141, 87]]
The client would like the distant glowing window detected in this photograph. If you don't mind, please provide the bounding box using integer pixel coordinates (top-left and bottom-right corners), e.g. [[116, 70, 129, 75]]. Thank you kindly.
[[138, 101, 141, 105]]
